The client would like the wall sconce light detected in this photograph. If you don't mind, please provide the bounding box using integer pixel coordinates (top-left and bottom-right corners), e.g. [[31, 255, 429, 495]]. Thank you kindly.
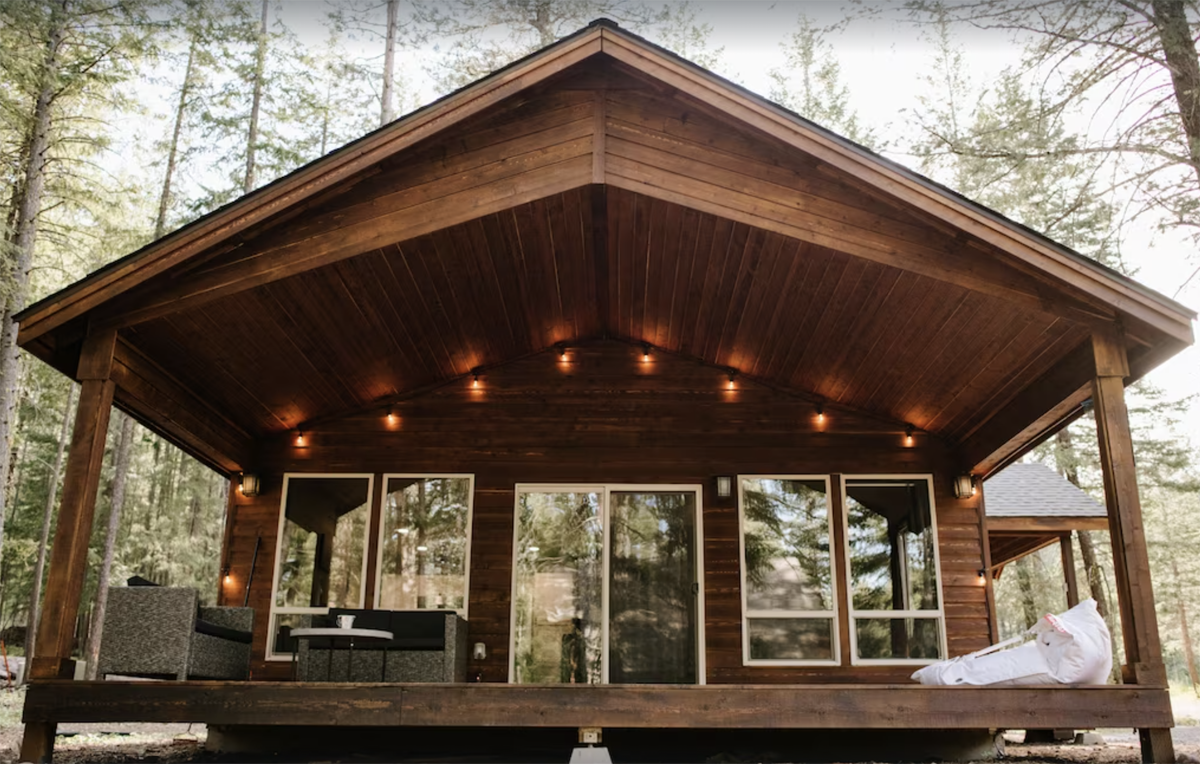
[[976, 568, 987, 586], [953, 474, 977, 499], [904, 424, 914, 447], [471, 368, 481, 388], [716, 476, 733, 498], [386, 407, 399, 426], [726, 370, 737, 390], [295, 430, 306, 447], [240, 473, 260, 497], [641, 342, 652, 363], [556, 343, 568, 362], [473, 642, 487, 660], [815, 403, 826, 425], [222, 566, 232, 585]]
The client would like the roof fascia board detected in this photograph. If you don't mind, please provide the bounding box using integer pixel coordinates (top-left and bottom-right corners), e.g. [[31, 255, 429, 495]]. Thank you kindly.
[[16, 29, 606, 346], [597, 29, 1195, 344]]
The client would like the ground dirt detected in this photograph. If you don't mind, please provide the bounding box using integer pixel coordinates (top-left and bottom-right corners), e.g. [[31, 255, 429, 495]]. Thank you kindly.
[[5, 686, 1200, 763]]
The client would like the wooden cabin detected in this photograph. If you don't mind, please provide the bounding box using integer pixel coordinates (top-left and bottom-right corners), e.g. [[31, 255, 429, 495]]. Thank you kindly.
[[14, 20, 1195, 763]]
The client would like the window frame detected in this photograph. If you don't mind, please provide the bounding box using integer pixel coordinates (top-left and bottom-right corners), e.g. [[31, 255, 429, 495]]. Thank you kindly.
[[737, 475, 840, 667], [507, 483, 707, 685], [839, 474, 947, 667], [373, 473, 476, 617], [266, 472, 375, 661]]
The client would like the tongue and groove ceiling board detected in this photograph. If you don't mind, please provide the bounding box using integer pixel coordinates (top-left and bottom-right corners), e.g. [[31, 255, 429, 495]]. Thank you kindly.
[[17, 25, 1193, 477], [122, 186, 1090, 450]]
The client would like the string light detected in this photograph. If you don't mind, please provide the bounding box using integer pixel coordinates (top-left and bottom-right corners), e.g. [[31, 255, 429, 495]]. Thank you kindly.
[[904, 424, 914, 447], [641, 343, 652, 363]]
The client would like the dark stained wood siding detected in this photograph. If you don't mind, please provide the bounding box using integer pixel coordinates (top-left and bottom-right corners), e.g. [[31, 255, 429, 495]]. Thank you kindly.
[[221, 342, 991, 683]]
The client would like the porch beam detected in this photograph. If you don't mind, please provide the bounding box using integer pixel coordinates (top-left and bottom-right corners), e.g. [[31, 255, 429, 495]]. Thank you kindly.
[[1060, 534, 1079, 608], [985, 516, 1109, 533], [21, 328, 117, 764], [22, 680, 1174, 731], [1091, 326, 1173, 763]]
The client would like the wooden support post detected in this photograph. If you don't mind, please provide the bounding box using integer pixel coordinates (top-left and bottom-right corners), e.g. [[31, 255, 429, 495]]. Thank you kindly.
[[1059, 533, 1080, 608], [20, 329, 116, 764], [1091, 327, 1173, 763]]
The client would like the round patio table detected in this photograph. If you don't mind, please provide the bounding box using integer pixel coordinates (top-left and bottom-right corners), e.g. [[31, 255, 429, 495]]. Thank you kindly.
[[290, 627, 394, 682]]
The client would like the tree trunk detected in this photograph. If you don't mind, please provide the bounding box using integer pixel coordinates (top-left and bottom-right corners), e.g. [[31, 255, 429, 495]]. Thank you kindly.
[[83, 412, 135, 680], [1015, 556, 1039, 629], [0, 1, 66, 576], [1150, 0, 1200, 185], [1172, 557, 1200, 695], [381, 0, 398, 125], [156, 33, 198, 238], [24, 382, 75, 663], [244, 0, 269, 194]]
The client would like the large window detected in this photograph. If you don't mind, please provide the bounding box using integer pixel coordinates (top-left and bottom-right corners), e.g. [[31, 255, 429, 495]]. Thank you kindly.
[[738, 477, 838, 664], [376, 475, 474, 612], [268, 474, 373, 659], [842, 476, 945, 664]]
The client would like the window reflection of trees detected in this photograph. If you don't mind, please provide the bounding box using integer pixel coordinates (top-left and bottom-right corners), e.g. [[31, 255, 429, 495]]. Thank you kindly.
[[512, 491, 603, 684], [742, 479, 831, 610], [609, 492, 696, 685], [741, 479, 834, 661], [379, 477, 471, 610], [845, 479, 941, 661]]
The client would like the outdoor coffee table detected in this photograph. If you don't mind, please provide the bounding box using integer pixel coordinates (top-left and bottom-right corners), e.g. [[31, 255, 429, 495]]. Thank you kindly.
[[290, 627, 394, 682]]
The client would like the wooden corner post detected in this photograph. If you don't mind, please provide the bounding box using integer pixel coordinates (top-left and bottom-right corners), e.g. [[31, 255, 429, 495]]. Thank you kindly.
[[1090, 327, 1174, 763], [20, 328, 117, 764]]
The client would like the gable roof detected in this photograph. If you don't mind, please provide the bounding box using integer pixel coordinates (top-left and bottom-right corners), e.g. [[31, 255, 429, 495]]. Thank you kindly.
[[984, 462, 1106, 518], [13, 19, 1195, 477]]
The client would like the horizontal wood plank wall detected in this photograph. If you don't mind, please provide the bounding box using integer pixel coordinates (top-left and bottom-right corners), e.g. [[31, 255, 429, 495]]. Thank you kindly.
[[228, 342, 990, 683]]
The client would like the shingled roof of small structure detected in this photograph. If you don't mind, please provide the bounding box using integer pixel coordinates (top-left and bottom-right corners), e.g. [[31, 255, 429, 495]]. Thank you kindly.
[[984, 462, 1106, 517]]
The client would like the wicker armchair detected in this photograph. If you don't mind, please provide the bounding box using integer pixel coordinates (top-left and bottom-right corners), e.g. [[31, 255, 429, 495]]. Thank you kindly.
[[96, 586, 253, 680]]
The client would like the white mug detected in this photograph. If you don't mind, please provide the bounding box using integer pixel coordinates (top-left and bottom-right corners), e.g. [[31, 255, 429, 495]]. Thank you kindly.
[[336, 615, 355, 629]]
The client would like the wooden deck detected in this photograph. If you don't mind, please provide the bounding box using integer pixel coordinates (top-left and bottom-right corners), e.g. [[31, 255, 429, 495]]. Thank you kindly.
[[23, 680, 1173, 730]]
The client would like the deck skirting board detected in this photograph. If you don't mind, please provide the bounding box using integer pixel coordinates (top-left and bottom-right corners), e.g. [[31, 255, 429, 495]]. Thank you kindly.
[[22, 681, 1173, 730]]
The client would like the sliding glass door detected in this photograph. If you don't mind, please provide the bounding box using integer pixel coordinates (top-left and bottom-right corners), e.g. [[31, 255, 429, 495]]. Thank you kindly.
[[510, 485, 704, 685]]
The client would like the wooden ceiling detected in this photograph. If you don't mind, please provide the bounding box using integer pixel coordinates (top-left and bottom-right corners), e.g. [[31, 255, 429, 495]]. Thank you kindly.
[[16, 26, 1194, 477]]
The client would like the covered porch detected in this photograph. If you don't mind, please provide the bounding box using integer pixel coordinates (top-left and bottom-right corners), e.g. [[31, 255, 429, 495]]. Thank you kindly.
[[13, 19, 1195, 764]]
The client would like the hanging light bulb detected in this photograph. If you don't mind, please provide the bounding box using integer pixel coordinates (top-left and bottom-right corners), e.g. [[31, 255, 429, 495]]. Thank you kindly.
[[295, 430, 306, 447], [386, 407, 398, 426], [815, 403, 826, 425], [727, 370, 737, 390], [471, 368, 481, 388], [556, 343, 568, 362], [641, 342, 652, 363], [904, 424, 915, 447]]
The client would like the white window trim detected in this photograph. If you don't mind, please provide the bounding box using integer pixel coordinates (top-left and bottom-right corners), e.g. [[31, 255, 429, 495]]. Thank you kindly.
[[266, 472, 375, 661], [840, 474, 948, 667], [373, 473, 475, 618], [738, 475, 840, 667], [508, 483, 707, 685]]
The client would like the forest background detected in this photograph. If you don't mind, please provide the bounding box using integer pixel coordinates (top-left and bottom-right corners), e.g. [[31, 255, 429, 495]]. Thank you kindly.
[[1, 0, 1199, 694]]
